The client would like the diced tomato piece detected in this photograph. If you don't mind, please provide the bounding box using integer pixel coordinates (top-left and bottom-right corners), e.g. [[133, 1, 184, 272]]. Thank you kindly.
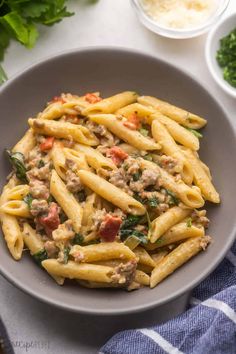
[[40, 137, 55, 152], [123, 112, 140, 130], [51, 96, 66, 104], [38, 203, 60, 236], [99, 214, 122, 242], [85, 93, 102, 104], [107, 146, 128, 166]]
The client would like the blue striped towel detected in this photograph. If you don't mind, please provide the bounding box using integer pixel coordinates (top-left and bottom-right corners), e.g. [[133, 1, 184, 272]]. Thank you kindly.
[[100, 241, 236, 354]]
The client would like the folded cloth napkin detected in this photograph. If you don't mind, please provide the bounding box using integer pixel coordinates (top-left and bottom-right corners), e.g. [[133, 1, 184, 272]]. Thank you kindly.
[[100, 241, 236, 354], [0, 318, 14, 354]]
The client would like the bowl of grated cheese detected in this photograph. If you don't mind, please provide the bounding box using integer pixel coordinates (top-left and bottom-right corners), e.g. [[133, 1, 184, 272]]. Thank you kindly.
[[131, 0, 230, 39]]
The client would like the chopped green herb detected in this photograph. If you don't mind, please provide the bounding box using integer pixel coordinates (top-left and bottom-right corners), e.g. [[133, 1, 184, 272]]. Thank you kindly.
[[73, 233, 84, 245], [84, 239, 101, 245], [120, 215, 142, 230], [186, 218, 192, 228], [23, 193, 33, 209], [148, 197, 159, 208], [38, 159, 45, 168], [63, 247, 70, 264], [139, 127, 149, 137], [133, 192, 145, 204], [33, 249, 48, 266], [216, 28, 236, 88], [132, 170, 142, 181], [143, 154, 153, 161], [120, 229, 148, 245], [6, 150, 28, 183], [155, 237, 164, 245], [185, 127, 203, 139], [165, 189, 179, 206], [59, 212, 67, 224], [47, 195, 55, 204], [77, 190, 86, 202]]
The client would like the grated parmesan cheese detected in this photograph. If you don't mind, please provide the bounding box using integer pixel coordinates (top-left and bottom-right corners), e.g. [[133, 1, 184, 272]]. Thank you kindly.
[[140, 0, 218, 29]]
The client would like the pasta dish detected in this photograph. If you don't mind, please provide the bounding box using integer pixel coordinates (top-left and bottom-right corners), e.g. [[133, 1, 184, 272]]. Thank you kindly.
[[0, 91, 220, 290]]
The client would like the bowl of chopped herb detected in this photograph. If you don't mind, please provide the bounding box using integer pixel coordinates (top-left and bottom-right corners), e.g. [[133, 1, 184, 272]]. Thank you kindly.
[[206, 12, 236, 98]]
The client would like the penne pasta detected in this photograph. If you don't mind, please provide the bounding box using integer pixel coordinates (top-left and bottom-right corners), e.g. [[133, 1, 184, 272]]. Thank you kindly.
[[150, 206, 191, 243], [138, 96, 207, 129], [133, 247, 156, 268], [152, 119, 193, 184], [77, 170, 146, 215], [12, 129, 36, 155], [28, 118, 99, 146], [0, 200, 31, 218], [22, 223, 44, 255], [89, 114, 161, 151], [83, 91, 138, 115], [150, 236, 211, 288], [70, 242, 136, 263], [50, 170, 83, 232]]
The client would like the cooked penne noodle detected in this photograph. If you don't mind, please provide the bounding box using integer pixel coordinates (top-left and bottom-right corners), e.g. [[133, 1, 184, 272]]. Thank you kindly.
[[152, 119, 193, 184], [51, 142, 67, 180], [70, 242, 136, 263], [140, 159, 204, 209], [150, 206, 191, 243], [0, 181, 23, 260], [74, 143, 117, 171], [42, 260, 115, 283], [83, 91, 138, 115], [133, 247, 156, 268], [150, 236, 211, 288], [134, 270, 150, 286], [22, 223, 44, 255], [50, 170, 83, 232], [38, 102, 65, 120], [28, 118, 99, 146], [77, 170, 146, 215], [0, 200, 31, 218], [138, 96, 207, 129], [181, 148, 220, 203], [5, 185, 29, 200], [12, 129, 36, 155], [89, 114, 161, 151], [151, 250, 169, 264], [151, 221, 204, 249], [63, 148, 90, 171]]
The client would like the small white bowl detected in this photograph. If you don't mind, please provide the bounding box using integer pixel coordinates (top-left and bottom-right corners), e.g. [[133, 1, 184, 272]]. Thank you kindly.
[[131, 0, 230, 39], [206, 12, 236, 98]]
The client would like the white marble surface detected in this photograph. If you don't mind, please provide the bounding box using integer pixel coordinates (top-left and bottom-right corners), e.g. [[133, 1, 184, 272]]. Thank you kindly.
[[1, 1, 236, 353]]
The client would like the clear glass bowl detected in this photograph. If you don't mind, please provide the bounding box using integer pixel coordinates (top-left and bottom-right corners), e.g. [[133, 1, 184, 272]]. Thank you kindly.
[[131, 0, 231, 39]]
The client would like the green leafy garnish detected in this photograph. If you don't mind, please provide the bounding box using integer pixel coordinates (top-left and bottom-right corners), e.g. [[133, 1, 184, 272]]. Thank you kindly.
[[133, 192, 145, 204], [139, 127, 149, 137], [148, 197, 159, 208], [143, 154, 153, 161], [73, 233, 84, 245], [186, 218, 192, 228], [132, 170, 142, 181], [84, 239, 101, 245], [59, 211, 67, 224], [77, 190, 86, 202], [120, 229, 148, 245], [33, 248, 48, 266], [63, 247, 70, 264], [38, 159, 45, 168], [47, 195, 55, 204], [216, 28, 236, 88], [120, 215, 142, 230], [165, 189, 179, 206], [23, 193, 33, 209], [185, 127, 203, 139], [5, 150, 28, 183]]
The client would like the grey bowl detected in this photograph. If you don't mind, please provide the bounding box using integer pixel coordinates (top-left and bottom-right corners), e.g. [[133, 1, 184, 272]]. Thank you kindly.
[[0, 48, 235, 315]]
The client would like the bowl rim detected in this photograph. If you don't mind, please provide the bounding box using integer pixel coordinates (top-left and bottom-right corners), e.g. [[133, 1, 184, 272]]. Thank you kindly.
[[0, 46, 236, 315], [205, 12, 236, 98], [131, 0, 230, 39]]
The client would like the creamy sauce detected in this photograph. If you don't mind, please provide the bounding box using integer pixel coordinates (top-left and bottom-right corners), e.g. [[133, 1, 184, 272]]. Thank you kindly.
[[140, 0, 218, 29]]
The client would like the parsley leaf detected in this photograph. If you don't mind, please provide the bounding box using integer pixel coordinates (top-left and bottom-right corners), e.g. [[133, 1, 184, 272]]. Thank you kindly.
[[6, 149, 28, 183], [164, 189, 179, 206]]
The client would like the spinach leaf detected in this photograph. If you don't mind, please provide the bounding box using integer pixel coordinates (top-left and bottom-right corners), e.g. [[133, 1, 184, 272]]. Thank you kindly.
[[73, 233, 84, 245], [77, 190, 86, 202], [33, 248, 48, 266], [38, 159, 45, 168], [120, 229, 148, 245], [148, 197, 159, 208], [5, 149, 28, 183], [132, 170, 142, 181], [165, 189, 179, 206], [120, 215, 142, 230], [23, 193, 33, 209]]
